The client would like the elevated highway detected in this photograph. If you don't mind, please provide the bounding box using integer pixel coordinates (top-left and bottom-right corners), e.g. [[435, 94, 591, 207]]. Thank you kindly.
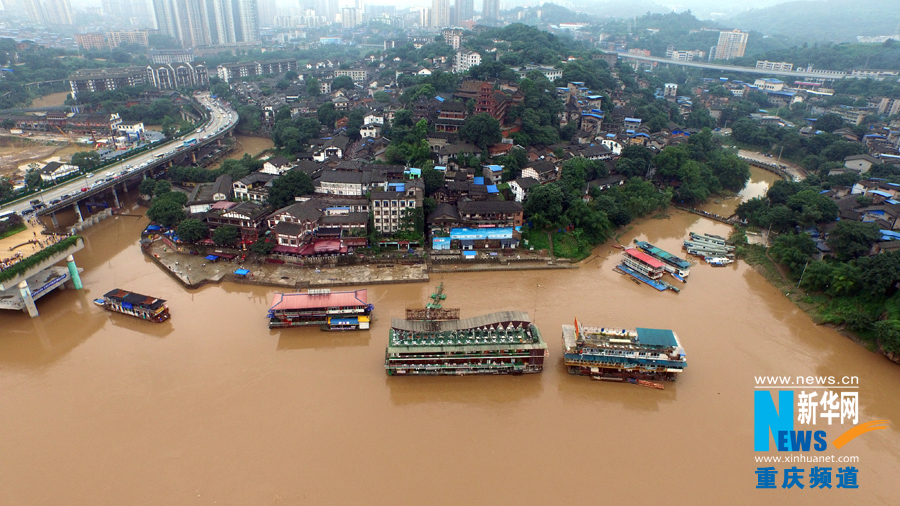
[[615, 52, 849, 80], [4, 93, 238, 225]]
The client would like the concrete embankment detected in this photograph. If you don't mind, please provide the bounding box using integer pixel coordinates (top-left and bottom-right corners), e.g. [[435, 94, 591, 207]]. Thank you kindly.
[[143, 241, 575, 289]]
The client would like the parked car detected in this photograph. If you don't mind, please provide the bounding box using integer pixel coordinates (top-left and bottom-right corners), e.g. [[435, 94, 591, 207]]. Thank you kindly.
[[49, 199, 61, 205]]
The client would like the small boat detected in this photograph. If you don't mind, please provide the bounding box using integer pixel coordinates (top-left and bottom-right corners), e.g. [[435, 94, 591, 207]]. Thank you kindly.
[[706, 256, 734, 266], [95, 289, 170, 322]]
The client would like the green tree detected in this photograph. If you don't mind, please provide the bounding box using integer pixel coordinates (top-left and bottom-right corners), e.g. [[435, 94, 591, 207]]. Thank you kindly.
[[176, 219, 209, 244], [267, 170, 315, 208], [25, 169, 42, 189], [874, 320, 900, 354], [146, 198, 185, 228], [419, 168, 444, 197], [154, 180, 172, 196], [827, 221, 880, 260], [459, 113, 502, 150], [815, 113, 845, 133], [251, 236, 275, 255], [70, 151, 101, 172], [212, 225, 239, 246], [139, 178, 156, 197], [332, 75, 355, 90], [769, 233, 817, 277], [524, 183, 566, 228], [306, 77, 320, 96], [317, 102, 339, 129]]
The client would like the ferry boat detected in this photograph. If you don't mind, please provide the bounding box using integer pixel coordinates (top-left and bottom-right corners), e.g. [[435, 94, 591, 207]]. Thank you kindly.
[[268, 289, 373, 330], [561, 319, 687, 383], [683, 239, 734, 253], [689, 232, 733, 247], [94, 289, 170, 322], [634, 240, 691, 280], [385, 311, 548, 376], [622, 248, 665, 280]]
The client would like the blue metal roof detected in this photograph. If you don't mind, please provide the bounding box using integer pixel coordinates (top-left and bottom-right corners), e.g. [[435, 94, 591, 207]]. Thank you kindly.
[[870, 190, 892, 198], [484, 164, 502, 172], [473, 177, 485, 185], [636, 328, 678, 347], [487, 185, 499, 193]]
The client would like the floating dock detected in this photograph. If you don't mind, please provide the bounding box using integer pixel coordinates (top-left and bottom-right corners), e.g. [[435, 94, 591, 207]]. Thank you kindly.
[[634, 240, 691, 280], [385, 311, 547, 376]]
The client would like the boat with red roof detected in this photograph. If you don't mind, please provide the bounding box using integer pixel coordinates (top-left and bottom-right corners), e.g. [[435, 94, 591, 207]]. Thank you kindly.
[[267, 288, 373, 330]]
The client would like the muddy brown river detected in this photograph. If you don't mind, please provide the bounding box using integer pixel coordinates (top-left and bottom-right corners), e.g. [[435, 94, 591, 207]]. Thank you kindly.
[[2, 172, 899, 504]]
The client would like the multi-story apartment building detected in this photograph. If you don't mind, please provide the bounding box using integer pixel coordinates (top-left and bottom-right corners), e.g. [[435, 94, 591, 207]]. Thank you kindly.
[[75, 33, 108, 51], [713, 29, 748, 60], [453, 50, 481, 73], [333, 68, 369, 83], [442, 28, 463, 50], [510, 64, 563, 81], [371, 186, 423, 234], [756, 60, 793, 72], [68, 67, 146, 98], [153, 0, 259, 48], [455, 0, 473, 23], [216, 59, 298, 82], [482, 0, 499, 20], [877, 97, 900, 117], [149, 49, 195, 64], [146, 62, 209, 90]]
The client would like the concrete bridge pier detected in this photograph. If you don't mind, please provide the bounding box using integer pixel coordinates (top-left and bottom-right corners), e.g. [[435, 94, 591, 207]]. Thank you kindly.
[[66, 255, 83, 290], [18, 281, 38, 318], [50, 212, 59, 228], [73, 201, 83, 222], [111, 185, 120, 208]]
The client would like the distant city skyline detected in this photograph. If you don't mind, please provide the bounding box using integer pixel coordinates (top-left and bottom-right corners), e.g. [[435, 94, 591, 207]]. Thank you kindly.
[[153, 0, 259, 48]]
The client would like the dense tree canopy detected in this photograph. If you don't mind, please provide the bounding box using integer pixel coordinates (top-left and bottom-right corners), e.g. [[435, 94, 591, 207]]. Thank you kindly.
[[267, 170, 315, 208]]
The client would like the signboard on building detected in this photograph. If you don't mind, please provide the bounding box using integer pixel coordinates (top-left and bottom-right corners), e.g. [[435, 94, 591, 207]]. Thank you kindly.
[[449, 227, 513, 240]]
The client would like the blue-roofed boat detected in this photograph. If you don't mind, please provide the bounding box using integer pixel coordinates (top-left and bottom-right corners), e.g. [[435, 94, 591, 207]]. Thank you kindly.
[[561, 321, 687, 385], [634, 240, 691, 280], [95, 289, 170, 322]]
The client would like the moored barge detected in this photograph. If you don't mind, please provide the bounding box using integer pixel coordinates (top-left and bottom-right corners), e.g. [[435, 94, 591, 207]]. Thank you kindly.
[[634, 240, 691, 280], [268, 289, 373, 330], [561, 320, 687, 383], [385, 311, 548, 375], [94, 289, 170, 322]]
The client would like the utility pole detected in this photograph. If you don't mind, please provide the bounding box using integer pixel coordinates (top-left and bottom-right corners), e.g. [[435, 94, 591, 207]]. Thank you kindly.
[[777, 145, 784, 163], [797, 259, 810, 288]]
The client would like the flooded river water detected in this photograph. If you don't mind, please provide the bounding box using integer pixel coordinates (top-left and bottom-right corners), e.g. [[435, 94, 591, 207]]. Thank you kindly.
[[2, 175, 899, 504]]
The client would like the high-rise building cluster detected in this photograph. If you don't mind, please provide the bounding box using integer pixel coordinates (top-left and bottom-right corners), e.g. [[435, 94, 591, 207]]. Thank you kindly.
[[152, 0, 260, 48], [101, 0, 152, 19], [425, 0, 480, 28], [24, 0, 74, 25]]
